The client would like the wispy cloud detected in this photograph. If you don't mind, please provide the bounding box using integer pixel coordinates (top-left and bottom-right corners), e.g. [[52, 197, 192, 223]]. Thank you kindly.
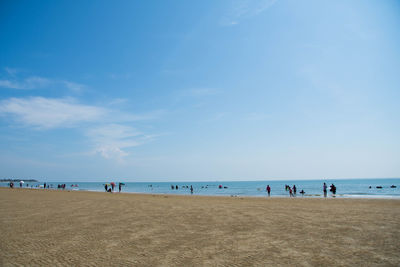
[[0, 96, 160, 160], [0, 97, 106, 129], [0, 68, 86, 92], [86, 124, 150, 160], [108, 98, 129, 106], [220, 0, 278, 26], [4, 67, 20, 76], [63, 81, 86, 93], [0, 76, 51, 89]]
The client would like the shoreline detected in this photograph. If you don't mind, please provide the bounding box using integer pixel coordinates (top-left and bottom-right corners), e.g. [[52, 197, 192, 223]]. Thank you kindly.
[[3, 186, 400, 200], [3, 178, 398, 200]]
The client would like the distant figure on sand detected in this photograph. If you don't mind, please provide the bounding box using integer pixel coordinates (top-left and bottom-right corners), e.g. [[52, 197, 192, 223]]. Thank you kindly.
[[266, 185, 271, 197], [293, 185, 297, 195], [323, 183, 327, 198], [119, 183, 122, 193], [190, 185, 193, 194]]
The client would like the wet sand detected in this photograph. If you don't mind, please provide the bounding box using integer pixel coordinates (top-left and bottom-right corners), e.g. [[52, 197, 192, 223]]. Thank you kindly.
[[0, 188, 399, 266]]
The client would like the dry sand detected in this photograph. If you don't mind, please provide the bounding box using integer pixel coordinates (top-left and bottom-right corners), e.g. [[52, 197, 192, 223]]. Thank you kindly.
[[0, 188, 399, 266]]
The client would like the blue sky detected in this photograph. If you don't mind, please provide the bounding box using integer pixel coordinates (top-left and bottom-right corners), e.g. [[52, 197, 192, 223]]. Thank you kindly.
[[0, 0, 399, 181]]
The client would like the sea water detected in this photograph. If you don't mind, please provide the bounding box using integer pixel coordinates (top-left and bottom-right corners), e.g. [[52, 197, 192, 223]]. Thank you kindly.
[[1, 178, 399, 198]]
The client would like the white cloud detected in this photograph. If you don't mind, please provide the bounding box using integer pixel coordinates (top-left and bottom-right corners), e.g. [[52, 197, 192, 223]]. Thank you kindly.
[[63, 81, 86, 92], [108, 98, 129, 106], [0, 76, 51, 89], [4, 67, 20, 76], [0, 96, 160, 160], [0, 69, 86, 92], [86, 124, 151, 160], [220, 0, 278, 26], [0, 97, 106, 129]]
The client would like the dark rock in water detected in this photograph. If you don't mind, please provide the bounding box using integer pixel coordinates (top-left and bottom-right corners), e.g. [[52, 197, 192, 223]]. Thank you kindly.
[[390, 185, 396, 188], [376, 186, 383, 189]]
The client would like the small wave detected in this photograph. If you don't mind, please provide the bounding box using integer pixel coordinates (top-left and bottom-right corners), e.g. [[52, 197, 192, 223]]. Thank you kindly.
[[342, 194, 400, 199]]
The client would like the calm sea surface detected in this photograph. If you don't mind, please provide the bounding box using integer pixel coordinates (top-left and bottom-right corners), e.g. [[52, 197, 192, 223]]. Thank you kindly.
[[2, 178, 399, 199]]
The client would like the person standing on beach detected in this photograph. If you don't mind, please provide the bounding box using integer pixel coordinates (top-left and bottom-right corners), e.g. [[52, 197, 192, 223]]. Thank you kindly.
[[323, 183, 327, 198], [293, 185, 297, 195], [44, 182, 46, 189], [289, 187, 293, 197], [266, 185, 271, 197], [330, 184, 336, 196], [190, 185, 193, 194], [105, 184, 108, 192], [119, 183, 122, 193]]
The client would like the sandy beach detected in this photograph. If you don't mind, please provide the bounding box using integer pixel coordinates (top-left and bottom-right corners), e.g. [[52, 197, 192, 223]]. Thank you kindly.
[[0, 188, 399, 266]]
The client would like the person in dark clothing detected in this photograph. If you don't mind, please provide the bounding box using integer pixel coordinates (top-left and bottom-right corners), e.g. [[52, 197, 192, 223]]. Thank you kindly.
[[190, 185, 193, 194], [331, 184, 336, 195], [266, 185, 271, 197], [105, 184, 108, 192]]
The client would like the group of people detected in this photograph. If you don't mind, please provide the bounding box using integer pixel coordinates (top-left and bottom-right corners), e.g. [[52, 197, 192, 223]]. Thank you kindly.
[[104, 182, 123, 193], [171, 184, 194, 194], [285, 184, 300, 197], [57, 184, 67, 189], [323, 183, 336, 197], [6, 181, 339, 197], [264, 183, 337, 197]]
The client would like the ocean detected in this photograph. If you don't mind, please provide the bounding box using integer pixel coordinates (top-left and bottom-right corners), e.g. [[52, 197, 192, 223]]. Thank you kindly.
[[2, 178, 399, 198]]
